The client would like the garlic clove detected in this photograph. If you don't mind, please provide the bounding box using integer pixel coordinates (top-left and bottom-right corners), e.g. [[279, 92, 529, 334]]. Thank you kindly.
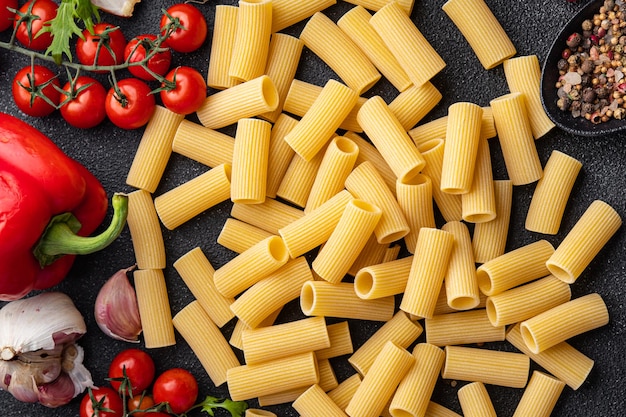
[[37, 372, 77, 408], [94, 266, 142, 343], [90, 0, 141, 17], [62, 344, 94, 398]]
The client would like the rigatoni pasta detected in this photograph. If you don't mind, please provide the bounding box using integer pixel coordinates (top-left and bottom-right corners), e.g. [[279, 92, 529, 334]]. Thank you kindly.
[[293, 384, 348, 417], [343, 0, 414, 14], [354, 256, 413, 300], [133, 269, 176, 349], [172, 119, 234, 168], [270, 0, 337, 33], [425, 309, 504, 347], [276, 147, 326, 207], [441, 221, 480, 310], [126, 189, 166, 269], [206, 5, 239, 90], [217, 218, 273, 254], [265, 113, 298, 198], [230, 118, 271, 204], [457, 382, 497, 417], [462, 138, 496, 223], [231, 197, 304, 234], [396, 174, 436, 253], [316, 321, 354, 360], [344, 131, 397, 193], [228, 0, 272, 82], [388, 82, 442, 131], [472, 180, 513, 263], [512, 371, 565, 417]]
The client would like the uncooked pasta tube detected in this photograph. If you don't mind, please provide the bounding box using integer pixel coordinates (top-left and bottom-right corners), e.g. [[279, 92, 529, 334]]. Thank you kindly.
[[217, 218, 273, 254], [354, 255, 413, 300], [126, 189, 166, 269], [134, 269, 175, 348], [344, 131, 396, 193], [424, 402, 462, 417], [472, 180, 513, 263], [172, 120, 234, 168], [299, 12, 381, 94], [462, 138, 496, 223], [328, 373, 362, 410], [442, 221, 480, 310], [126, 105, 184, 192], [442, 345, 529, 388], [425, 309, 504, 347], [270, 0, 337, 33], [172, 301, 240, 386], [396, 174, 436, 254], [206, 5, 239, 90], [486, 274, 571, 327], [520, 293, 609, 354], [230, 118, 271, 204], [276, 148, 325, 207], [512, 371, 565, 417], [196, 75, 279, 129], [266, 113, 298, 198], [231, 197, 304, 234], [370, 1, 445, 87], [400, 227, 455, 319], [343, 0, 414, 13], [442, 0, 516, 69], [546, 199, 622, 283], [457, 382, 497, 417], [316, 321, 354, 360], [246, 410, 277, 417], [409, 106, 496, 145], [345, 341, 415, 417], [347, 234, 387, 276], [173, 247, 235, 328], [388, 82, 442, 131], [525, 150, 582, 234], [476, 239, 555, 296], [230, 309, 281, 350], [293, 384, 348, 417], [229, 0, 272, 82], [154, 163, 231, 230], [503, 55, 555, 139]]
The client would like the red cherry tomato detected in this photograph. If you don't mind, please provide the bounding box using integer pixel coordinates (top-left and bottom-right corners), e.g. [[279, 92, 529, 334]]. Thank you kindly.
[[59, 76, 107, 129], [124, 34, 172, 81], [152, 368, 198, 414], [12, 64, 60, 117], [79, 387, 124, 417], [108, 348, 156, 396], [105, 78, 155, 129], [76, 22, 127, 70], [160, 66, 206, 115], [0, 0, 18, 32], [159, 3, 207, 53], [128, 394, 155, 417], [14, 0, 56, 50]]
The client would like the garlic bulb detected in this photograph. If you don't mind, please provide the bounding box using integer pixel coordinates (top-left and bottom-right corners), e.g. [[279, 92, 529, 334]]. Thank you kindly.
[[90, 0, 141, 17], [94, 266, 142, 342], [0, 292, 93, 407]]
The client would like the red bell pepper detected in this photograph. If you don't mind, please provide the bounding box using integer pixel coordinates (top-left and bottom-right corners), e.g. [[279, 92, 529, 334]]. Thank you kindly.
[[0, 112, 128, 301]]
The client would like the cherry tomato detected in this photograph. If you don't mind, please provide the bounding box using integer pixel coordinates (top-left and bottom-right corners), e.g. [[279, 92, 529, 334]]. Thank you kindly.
[[0, 0, 17, 32], [14, 0, 56, 50], [12, 64, 60, 117], [79, 387, 124, 417], [105, 78, 155, 129], [128, 394, 155, 417], [124, 34, 172, 81], [160, 66, 206, 115], [59, 76, 107, 129], [76, 22, 127, 70], [108, 348, 156, 396], [152, 368, 198, 414], [159, 3, 207, 53]]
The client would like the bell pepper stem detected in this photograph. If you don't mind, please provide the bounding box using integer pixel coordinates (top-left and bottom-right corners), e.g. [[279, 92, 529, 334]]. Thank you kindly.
[[33, 193, 129, 267]]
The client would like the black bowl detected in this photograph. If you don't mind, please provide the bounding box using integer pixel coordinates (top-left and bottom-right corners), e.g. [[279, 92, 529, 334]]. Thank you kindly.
[[540, 0, 626, 136]]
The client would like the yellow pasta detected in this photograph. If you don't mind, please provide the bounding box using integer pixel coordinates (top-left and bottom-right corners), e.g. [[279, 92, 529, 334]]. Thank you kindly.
[[172, 301, 240, 386], [260, 34, 303, 123], [457, 382, 497, 417], [284, 79, 358, 162], [196, 75, 279, 129], [133, 269, 175, 348], [300, 281, 395, 322], [503, 55, 555, 139], [347, 233, 388, 277], [230, 257, 312, 329], [472, 180, 513, 263], [172, 119, 234, 168], [328, 373, 362, 410], [270, 0, 337, 33], [442, 221, 480, 310], [173, 247, 235, 327], [357, 96, 426, 183], [388, 82, 442, 131], [476, 239, 555, 296], [266, 113, 298, 198], [424, 402, 462, 417], [442, 0, 515, 69], [345, 161, 410, 244], [486, 274, 571, 327], [343, 0, 414, 14], [512, 371, 565, 417], [370, 1, 445, 87], [462, 138, 496, 223], [293, 384, 348, 417], [442, 345, 530, 388], [440, 102, 483, 194], [313, 199, 382, 284], [316, 321, 354, 360], [346, 341, 415, 417], [344, 131, 396, 194], [217, 218, 273, 254], [231, 197, 304, 234], [230, 118, 271, 204], [348, 310, 423, 376], [490, 92, 543, 185], [245, 409, 277, 417], [400, 227, 455, 319], [337, 5, 412, 92], [213, 235, 289, 298], [520, 293, 609, 354], [546, 199, 622, 284], [206, 5, 239, 90], [506, 323, 594, 390], [408, 106, 497, 145], [389, 343, 445, 417], [226, 351, 319, 401], [306, 136, 359, 213], [229, 0, 272, 82], [425, 309, 505, 347], [382, 244, 401, 263], [126, 105, 184, 192], [354, 256, 413, 300], [154, 163, 232, 230], [276, 146, 326, 208], [230, 308, 282, 350], [279, 189, 353, 258], [299, 12, 381, 94], [525, 150, 582, 234], [126, 189, 166, 269]]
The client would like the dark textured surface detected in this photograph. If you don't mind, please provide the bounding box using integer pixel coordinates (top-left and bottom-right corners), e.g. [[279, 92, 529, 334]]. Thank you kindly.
[[1, 0, 625, 416]]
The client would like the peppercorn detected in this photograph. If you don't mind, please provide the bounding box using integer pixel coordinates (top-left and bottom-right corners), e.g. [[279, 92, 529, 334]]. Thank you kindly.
[[582, 87, 597, 102], [567, 32, 582, 49], [557, 97, 572, 111], [581, 59, 595, 73], [582, 19, 594, 31], [582, 102, 595, 114]]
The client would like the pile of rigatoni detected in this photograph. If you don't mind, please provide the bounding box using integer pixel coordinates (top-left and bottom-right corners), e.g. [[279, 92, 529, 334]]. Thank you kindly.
[[121, 0, 622, 416]]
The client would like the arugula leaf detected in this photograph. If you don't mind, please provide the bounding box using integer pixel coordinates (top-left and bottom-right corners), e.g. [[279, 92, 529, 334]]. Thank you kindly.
[[198, 395, 248, 417], [42, 0, 99, 64]]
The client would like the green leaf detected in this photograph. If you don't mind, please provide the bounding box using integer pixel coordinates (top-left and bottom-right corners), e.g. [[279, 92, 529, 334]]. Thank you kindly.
[[198, 395, 248, 417]]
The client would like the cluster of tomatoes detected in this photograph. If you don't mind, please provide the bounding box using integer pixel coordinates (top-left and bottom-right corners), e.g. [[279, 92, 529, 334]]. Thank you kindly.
[[80, 348, 199, 417], [3, 0, 209, 130]]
